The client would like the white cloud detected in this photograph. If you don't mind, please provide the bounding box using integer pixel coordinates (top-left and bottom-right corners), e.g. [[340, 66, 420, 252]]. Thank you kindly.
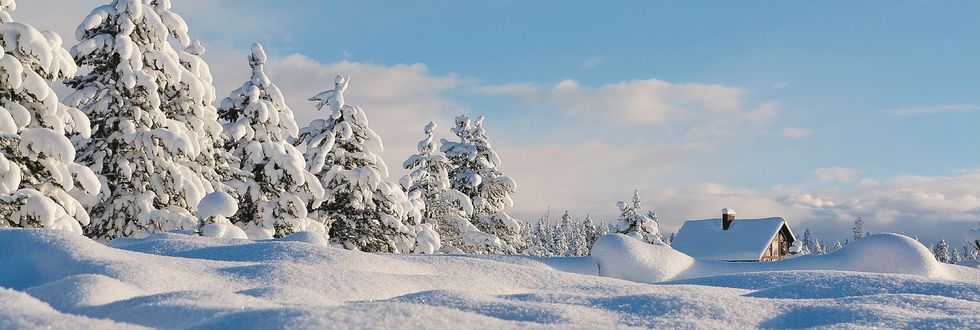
[[771, 81, 791, 90], [581, 56, 604, 69], [882, 104, 980, 116], [814, 167, 858, 183], [778, 127, 811, 139]]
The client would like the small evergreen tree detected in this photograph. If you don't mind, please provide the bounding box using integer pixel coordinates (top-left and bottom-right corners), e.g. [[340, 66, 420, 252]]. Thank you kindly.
[[582, 214, 598, 248], [528, 217, 552, 256], [217, 44, 324, 239], [296, 75, 419, 252], [399, 121, 502, 254], [933, 238, 950, 263], [800, 228, 814, 255], [569, 218, 590, 256], [950, 247, 962, 264], [615, 190, 664, 244], [852, 217, 866, 241], [831, 240, 843, 252], [0, 1, 100, 233], [553, 211, 575, 256], [441, 114, 521, 253]]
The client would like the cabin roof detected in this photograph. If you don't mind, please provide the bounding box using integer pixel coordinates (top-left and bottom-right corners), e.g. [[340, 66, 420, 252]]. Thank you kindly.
[[671, 217, 796, 261]]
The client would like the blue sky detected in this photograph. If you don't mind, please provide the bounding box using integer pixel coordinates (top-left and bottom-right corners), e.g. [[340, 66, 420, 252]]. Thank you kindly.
[[21, 0, 980, 244]]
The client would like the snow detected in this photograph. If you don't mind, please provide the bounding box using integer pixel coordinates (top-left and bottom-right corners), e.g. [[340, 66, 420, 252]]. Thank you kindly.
[[671, 217, 792, 261], [593, 233, 977, 283], [197, 191, 237, 220], [0, 229, 977, 328]]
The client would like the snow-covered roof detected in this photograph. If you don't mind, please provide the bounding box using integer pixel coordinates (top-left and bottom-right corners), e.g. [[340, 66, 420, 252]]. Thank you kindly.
[[671, 217, 795, 261]]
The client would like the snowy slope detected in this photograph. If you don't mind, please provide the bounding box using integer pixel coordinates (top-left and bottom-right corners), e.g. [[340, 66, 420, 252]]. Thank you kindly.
[[0, 229, 978, 329]]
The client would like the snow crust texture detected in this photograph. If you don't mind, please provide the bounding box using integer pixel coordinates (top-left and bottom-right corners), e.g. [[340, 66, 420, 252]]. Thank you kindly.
[[1, 229, 978, 329]]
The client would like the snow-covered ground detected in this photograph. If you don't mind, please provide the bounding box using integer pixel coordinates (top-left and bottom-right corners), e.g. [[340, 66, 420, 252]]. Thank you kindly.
[[1, 229, 978, 329]]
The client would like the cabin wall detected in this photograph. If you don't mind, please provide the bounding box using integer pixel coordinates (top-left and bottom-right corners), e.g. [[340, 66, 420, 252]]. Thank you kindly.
[[760, 233, 790, 261]]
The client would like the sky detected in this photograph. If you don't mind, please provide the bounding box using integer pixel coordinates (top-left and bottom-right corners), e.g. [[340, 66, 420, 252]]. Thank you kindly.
[[16, 0, 980, 245]]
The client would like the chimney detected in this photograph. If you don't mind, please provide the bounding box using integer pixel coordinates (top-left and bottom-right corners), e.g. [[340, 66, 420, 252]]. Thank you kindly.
[[722, 208, 736, 230]]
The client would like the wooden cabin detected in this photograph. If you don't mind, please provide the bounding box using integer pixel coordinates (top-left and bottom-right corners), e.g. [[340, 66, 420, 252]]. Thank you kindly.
[[670, 209, 797, 262]]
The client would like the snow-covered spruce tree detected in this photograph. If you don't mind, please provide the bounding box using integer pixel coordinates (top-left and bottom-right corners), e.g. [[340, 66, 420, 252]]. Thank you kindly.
[[950, 247, 962, 265], [932, 238, 950, 263], [553, 211, 572, 256], [217, 44, 324, 239], [66, 0, 217, 240], [831, 240, 843, 252], [296, 74, 418, 253], [569, 218, 590, 256], [441, 114, 521, 253], [799, 228, 814, 255], [151, 1, 245, 197], [0, 1, 100, 233], [852, 217, 866, 241], [400, 121, 503, 254], [615, 190, 665, 244], [582, 214, 598, 249]]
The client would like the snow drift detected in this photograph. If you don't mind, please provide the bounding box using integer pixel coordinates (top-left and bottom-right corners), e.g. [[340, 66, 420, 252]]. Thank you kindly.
[[0, 229, 978, 328], [592, 233, 975, 283]]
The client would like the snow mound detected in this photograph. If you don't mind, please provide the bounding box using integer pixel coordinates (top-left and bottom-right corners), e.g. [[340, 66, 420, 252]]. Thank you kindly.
[[0, 288, 138, 329], [275, 231, 330, 246], [201, 223, 248, 239], [592, 233, 694, 282], [592, 233, 960, 283]]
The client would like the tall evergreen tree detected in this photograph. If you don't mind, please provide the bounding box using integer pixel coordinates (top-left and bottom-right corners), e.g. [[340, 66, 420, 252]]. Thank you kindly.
[[67, 0, 215, 240], [582, 214, 598, 249], [553, 211, 572, 256], [569, 217, 590, 256], [151, 1, 239, 193], [932, 238, 950, 263], [800, 228, 815, 255], [400, 121, 501, 253], [615, 190, 664, 244], [0, 1, 100, 233], [296, 75, 418, 253], [441, 114, 521, 253], [852, 217, 866, 241], [217, 44, 324, 239]]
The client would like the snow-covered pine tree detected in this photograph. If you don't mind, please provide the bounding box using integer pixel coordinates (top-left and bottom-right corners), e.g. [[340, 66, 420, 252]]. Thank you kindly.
[[830, 240, 842, 252], [569, 217, 590, 256], [157, 2, 245, 193], [67, 0, 218, 240], [149, 2, 247, 233], [296, 74, 418, 253], [852, 217, 866, 241], [582, 214, 598, 249], [553, 211, 573, 256], [932, 238, 950, 263], [800, 228, 814, 255], [962, 243, 978, 261], [217, 43, 324, 239], [0, 1, 100, 233], [400, 121, 502, 254], [950, 247, 961, 264], [441, 114, 521, 253], [615, 190, 665, 244], [528, 216, 552, 256], [667, 232, 675, 245], [536, 211, 557, 256]]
